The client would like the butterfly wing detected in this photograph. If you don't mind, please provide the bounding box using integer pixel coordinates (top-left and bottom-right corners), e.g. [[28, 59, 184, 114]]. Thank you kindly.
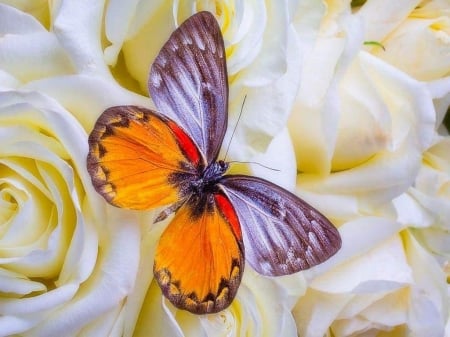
[[148, 11, 228, 163], [87, 105, 202, 210], [154, 191, 244, 314], [219, 175, 341, 276]]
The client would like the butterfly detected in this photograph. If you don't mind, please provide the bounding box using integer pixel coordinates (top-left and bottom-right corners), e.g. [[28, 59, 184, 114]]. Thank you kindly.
[[87, 11, 341, 315]]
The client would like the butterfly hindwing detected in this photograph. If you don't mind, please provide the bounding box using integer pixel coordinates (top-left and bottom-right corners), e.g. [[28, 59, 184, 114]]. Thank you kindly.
[[154, 191, 244, 314], [148, 11, 228, 163], [87, 105, 202, 210], [220, 175, 342, 276]]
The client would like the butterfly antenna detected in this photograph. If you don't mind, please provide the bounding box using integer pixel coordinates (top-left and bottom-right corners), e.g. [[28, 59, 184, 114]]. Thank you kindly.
[[223, 95, 247, 162], [228, 161, 280, 172]]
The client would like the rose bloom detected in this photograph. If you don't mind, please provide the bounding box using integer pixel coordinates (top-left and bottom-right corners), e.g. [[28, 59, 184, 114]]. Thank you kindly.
[[287, 0, 450, 336], [0, 1, 449, 337]]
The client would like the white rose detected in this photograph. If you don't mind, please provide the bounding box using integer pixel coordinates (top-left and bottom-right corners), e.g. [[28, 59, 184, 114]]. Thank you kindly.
[[288, 0, 436, 217], [285, 1, 449, 336], [0, 4, 144, 336], [428, 76, 450, 134], [293, 219, 447, 337], [0, 87, 141, 336], [4, 0, 447, 336], [131, 265, 304, 336], [394, 135, 450, 274]]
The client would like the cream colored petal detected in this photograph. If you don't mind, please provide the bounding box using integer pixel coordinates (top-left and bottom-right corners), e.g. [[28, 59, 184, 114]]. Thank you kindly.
[[51, 0, 110, 76], [0, 5, 74, 83]]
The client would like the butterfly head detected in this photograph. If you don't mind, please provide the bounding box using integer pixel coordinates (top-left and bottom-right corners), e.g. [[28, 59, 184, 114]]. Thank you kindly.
[[199, 160, 229, 188]]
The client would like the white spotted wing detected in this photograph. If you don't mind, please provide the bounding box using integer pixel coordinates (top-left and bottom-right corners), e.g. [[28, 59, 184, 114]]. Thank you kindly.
[[220, 175, 342, 276], [148, 11, 228, 164]]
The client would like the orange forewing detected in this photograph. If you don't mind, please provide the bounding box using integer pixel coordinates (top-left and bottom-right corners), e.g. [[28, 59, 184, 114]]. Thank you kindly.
[[154, 192, 244, 314], [87, 106, 200, 210]]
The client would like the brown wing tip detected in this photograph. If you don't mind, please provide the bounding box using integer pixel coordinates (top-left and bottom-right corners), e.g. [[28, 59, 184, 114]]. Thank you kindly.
[[86, 106, 145, 206], [86, 153, 118, 205], [154, 262, 242, 315]]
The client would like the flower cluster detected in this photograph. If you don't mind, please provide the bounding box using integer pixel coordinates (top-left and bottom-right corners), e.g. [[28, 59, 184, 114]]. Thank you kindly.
[[0, 0, 448, 336]]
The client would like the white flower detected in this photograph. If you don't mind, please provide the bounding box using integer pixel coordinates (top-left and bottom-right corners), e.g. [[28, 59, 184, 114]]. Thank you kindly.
[[394, 135, 450, 256], [0, 4, 145, 335], [0, 87, 141, 336], [289, 2, 436, 218], [131, 262, 304, 336], [285, 1, 449, 336], [293, 222, 447, 337]]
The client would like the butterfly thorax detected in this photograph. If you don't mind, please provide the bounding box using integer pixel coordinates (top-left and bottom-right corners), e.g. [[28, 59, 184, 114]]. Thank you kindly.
[[192, 160, 229, 194], [159, 160, 229, 222], [179, 160, 228, 219]]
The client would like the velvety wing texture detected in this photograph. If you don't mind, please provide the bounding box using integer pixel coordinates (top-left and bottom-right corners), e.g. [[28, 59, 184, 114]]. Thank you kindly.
[[148, 11, 228, 163], [87, 106, 201, 210], [220, 175, 341, 276], [154, 192, 244, 314]]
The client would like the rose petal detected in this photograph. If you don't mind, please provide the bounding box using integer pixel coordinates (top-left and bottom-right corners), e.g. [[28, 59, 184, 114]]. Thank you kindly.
[[24, 75, 150, 131], [0, 269, 46, 295], [248, 128, 297, 192], [52, 0, 110, 76], [27, 209, 140, 336], [355, 0, 421, 42], [302, 217, 403, 288], [132, 282, 185, 337], [226, 26, 302, 160], [427, 77, 450, 126], [0, 5, 74, 83], [404, 231, 447, 336], [0, 0, 49, 28], [0, 3, 43, 33]]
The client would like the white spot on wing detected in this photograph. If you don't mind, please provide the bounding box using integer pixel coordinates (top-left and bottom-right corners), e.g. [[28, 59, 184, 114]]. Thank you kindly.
[[260, 261, 273, 274], [156, 54, 167, 67], [286, 247, 295, 262], [202, 82, 213, 91], [181, 33, 192, 45], [150, 71, 162, 88], [308, 231, 320, 249], [311, 219, 328, 242], [305, 247, 316, 266], [192, 30, 205, 51], [169, 41, 179, 52]]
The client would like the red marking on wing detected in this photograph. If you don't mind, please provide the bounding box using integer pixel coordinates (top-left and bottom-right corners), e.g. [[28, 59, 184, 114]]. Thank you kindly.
[[215, 193, 242, 239], [167, 120, 202, 166]]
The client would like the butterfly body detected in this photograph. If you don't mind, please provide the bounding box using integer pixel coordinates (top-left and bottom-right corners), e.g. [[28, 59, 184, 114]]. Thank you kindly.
[[170, 160, 228, 198], [87, 11, 341, 315]]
